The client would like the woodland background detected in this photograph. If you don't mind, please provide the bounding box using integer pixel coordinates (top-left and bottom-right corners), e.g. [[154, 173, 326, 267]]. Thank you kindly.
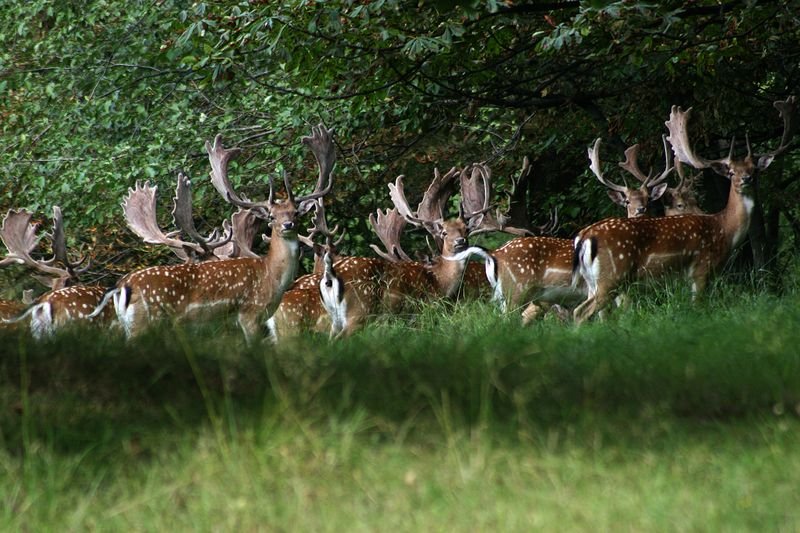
[[2, 0, 799, 290]]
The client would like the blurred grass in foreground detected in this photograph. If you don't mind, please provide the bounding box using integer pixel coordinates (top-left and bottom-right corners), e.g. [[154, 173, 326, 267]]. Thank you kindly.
[[1, 285, 799, 530]]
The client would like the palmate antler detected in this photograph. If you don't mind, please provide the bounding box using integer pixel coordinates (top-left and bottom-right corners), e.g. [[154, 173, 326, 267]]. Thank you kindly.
[[665, 96, 796, 173], [459, 162, 537, 236], [0, 208, 88, 289], [205, 123, 336, 217], [212, 208, 261, 259], [298, 196, 346, 270], [122, 175, 233, 262], [369, 207, 413, 263]]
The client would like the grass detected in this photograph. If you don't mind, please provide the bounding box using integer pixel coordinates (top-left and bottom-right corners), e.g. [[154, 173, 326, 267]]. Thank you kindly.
[[1, 282, 800, 530]]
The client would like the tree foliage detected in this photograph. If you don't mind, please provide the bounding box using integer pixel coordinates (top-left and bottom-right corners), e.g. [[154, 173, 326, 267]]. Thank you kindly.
[[2, 0, 799, 289]]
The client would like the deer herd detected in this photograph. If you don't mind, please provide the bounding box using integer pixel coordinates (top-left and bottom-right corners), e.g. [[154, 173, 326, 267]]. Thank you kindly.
[[1, 96, 796, 342]]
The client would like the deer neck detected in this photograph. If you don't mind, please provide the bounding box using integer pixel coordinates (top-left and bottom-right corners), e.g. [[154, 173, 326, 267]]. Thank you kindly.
[[263, 233, 301, 295], [429, 252, 468, 297], [716, 181, 756, 250]]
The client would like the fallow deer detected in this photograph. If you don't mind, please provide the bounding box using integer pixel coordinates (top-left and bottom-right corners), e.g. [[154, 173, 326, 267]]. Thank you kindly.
[[572, 96, 796, 323], [1, 208, 114, 338], [319, 165, 494, 337], [266, 197, 344, 343], [444, 159, 574, 323], [106, 124, 335, 340], [662, 158, 704, 216], [589, 137, 673, 218]]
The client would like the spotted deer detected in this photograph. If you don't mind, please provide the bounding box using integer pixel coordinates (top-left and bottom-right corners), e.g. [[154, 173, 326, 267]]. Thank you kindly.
[[1, 208, 114, 338], [266, 197, 344, 343], [573, 96, 796, 324], [662, 158, 704, 216], [106, 124, 335, 340], [437, 159, 573, 323], [589, 136, 673, 218], [319, 165, 496, 337]]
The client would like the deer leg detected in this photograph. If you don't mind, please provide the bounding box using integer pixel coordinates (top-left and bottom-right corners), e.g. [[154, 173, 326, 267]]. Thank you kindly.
[[237, 308, 262, 343], [521, 302, 544, 325], [574, 284, 614, 324], [573, 295, 596, 324], [690, 270, 709, 301]]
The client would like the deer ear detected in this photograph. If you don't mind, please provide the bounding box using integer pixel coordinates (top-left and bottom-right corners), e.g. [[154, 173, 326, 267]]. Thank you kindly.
[[649, 182, 668, 202], [297, 200, 316, 217], [606, 190, 627, 206], [756, 154, 775, 170], [710, 162, 729, 177]]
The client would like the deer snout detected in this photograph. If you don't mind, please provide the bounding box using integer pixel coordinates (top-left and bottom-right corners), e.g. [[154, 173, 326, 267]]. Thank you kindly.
[[453, 237, 467, 248], [635, 206, 647, 216], [282, 221, 295, 231]]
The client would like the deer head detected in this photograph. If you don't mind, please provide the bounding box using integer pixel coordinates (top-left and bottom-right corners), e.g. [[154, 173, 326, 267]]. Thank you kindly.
[[665, 96, 796, 195], [588, 137, 673, 217], [205, 124, 335, 242], [662, 158, 703, 216]]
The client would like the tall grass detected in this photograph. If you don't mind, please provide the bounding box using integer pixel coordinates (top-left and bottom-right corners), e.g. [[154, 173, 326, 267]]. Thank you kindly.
[[1, 282, 799, 529]]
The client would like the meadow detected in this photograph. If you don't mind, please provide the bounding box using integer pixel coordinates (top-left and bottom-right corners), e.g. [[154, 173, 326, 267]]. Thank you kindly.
[[1, 280, 799, 531]]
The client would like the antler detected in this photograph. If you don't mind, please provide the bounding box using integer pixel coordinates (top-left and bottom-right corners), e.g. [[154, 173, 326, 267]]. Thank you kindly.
[[673, 157, 701, 192], [297, 123, 336, 208], [459, 163, 533, 236], [666, 97, 797, 171], [664, 106, 733, 170], [416, 167, 459, 225], [0, 209, 71, 288], [214, 208, 261, 259], [300, 197, 343, 249], [47, 206, 91, 277], [123, 180, 227, 262], [172, 172, 233, 257], [205, 134, 274, 214], [388, 167, 460, 251], [369, 207, 413, 263], [617, 136, 673, 188], [588, 139, 629, 193], [206, 125, 336, 215], [753, 96, 797, 165]]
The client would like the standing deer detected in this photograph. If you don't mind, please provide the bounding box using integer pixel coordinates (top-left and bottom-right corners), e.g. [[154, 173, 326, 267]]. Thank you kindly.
[[319, 166, 495, 337], [572, 96, 796, 323], [589, 137, 673, 218], [266, 197, 344, 343], [107, 124, 335, 340], [1, 208, 114, 338], [447, 159, 575, 323], [662, 158, 704, 216]]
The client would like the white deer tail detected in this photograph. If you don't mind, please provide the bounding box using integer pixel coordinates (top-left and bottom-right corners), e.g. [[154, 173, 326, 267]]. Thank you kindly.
[[2, 302, 53, 339], [86, 288, 119, 319], [29, 303, 53, 339], [319, 252, 346, 337]]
